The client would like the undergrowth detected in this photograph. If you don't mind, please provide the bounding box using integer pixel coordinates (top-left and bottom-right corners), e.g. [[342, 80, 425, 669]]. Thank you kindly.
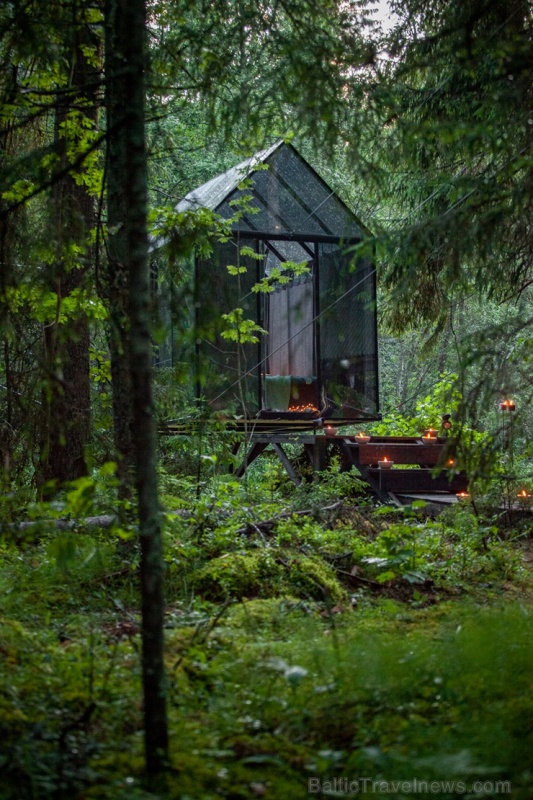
[[1, 463, 532, 799]]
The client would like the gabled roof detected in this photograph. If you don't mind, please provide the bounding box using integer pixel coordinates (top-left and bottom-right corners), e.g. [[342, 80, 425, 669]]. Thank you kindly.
[[176, 141, 364, 241], [176, 141, 282, 215]]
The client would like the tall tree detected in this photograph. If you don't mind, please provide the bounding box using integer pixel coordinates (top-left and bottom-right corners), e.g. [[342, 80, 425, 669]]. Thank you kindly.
[[105, 0, 169, 774], [40, 1, 101, 490], [375, 0, 533, 322], [0, 1, 103, 493], [104, 0, 135, 498], [346, 0, 533, 423]]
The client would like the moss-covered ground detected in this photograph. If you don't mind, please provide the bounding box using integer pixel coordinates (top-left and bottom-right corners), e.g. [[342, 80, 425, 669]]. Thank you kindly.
[[1, 481, 532, 799]]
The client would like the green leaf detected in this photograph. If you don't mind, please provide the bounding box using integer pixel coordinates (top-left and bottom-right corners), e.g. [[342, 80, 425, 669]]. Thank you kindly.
[[239, 246, 265, 260]]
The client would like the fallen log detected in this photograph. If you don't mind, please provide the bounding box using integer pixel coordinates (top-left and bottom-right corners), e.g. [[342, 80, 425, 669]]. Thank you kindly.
[[1, 514, 118, 535], [1, 509, 197, 537]]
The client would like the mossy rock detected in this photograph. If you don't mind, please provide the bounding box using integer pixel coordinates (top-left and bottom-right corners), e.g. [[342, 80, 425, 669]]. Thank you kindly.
[[286, 554, 347, 604], [193, 550, 347, 604], [192, 551, 284, 601]]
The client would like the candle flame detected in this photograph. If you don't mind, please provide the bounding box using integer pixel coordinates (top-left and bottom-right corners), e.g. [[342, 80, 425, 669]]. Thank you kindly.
[[288, 403, 318, 412], [500, 399, 516, 410]]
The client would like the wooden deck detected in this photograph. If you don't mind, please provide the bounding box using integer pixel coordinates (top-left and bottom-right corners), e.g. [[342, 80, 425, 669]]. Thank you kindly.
[[231, 432, 468, 504]]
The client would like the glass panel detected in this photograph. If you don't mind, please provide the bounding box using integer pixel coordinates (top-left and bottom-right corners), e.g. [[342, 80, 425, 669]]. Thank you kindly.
[[216, 189, 272, 232], [214, 146, 363, 239], [252, 168, 327, 236], [268, 146, 362, 239], [318, 243, 378, 417], [219, 170, 326, 237], [153, 254, 196, 393], [266, 277, 314, 377], [177, 143, 364, 239], [195, 239, 260, 415], [264, 240, 310, 269], [262, 245, 319, 412], [191, 234, 378, 420]]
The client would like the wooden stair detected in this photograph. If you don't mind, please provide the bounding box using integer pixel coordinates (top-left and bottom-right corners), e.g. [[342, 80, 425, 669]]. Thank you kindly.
[[339, 435, 468, 504], [228, 430, 467, 507]]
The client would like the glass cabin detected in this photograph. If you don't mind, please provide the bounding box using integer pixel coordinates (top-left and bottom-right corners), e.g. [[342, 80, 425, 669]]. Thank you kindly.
[[159, 141, 379, 423]]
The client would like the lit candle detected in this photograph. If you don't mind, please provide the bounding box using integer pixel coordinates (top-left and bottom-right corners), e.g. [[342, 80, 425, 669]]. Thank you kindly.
[[378, 457, 394, 469], [325, 426, 336, 437], [356, 432, 371, 444], [517, 489, 532, 503], [499, 400, 516, 411], [456, 491, 470, 501], [422, 433, 438, 443]]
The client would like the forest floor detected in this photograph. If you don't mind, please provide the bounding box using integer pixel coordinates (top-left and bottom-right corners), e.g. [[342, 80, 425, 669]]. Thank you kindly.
[[1, 493, 533, 800]]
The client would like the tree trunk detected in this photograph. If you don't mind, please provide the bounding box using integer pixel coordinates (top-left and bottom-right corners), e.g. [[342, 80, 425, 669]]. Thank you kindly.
[[105, 0, 169, 775], [0, 136, 16, 489], [39, 5, 98, 491], [104, 0, 135, 498]]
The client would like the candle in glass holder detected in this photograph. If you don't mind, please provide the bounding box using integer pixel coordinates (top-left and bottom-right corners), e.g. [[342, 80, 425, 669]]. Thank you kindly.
[[517, 489, 532, 503], [378, 457, 393, 469], [355, 432, 371, 444], [422, 432, 438, 443], [324, 426, 337, 437], [499, 399, 516, 411]]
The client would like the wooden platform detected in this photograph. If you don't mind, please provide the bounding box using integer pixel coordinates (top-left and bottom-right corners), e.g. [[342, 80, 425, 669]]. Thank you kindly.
[[231, 432, 468, 504], [341, 436, 467, 501], [161, 416, 379, 436]]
